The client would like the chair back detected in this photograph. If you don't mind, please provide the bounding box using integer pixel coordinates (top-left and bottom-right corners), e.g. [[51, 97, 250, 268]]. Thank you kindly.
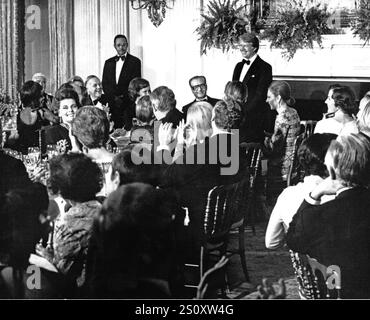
[[286, 133, 305, 187], [203, 184, 237, 242], [300, 120, 317, 139], [289, 250, 341, 299], [244, 143, 263, 189]]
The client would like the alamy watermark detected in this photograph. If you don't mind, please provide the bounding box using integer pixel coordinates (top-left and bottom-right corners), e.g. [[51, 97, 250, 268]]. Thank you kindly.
[[130, 121, 241, 176], [26, 5, 41, 30]]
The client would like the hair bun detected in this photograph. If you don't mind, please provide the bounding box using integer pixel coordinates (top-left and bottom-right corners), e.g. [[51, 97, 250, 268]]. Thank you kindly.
[[287, 97, 296, 107]]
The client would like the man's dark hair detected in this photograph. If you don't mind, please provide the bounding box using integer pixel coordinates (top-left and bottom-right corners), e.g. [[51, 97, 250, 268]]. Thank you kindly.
[[188, 75, 206, 87], [49, 153, 103, 202], [297, 133, 337, 178], [114, 34, 128, 45], [111, 145, 159, 186], [128, 77, 150, 101]]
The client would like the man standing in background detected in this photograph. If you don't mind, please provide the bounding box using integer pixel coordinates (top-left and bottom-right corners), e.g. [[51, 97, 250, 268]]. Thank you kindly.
[[232, 33, 273, 143], [102, 34, 141, 129]]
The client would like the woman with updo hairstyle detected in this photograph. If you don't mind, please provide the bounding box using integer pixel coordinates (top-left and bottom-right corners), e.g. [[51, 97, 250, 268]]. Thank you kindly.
[[314, 86, 358, 135], [264, 80, 301, 205]]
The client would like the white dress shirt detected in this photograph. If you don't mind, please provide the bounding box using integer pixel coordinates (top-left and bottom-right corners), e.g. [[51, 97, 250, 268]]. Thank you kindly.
[[115, 54, 126, 85], [265, 175, 335, 250], [239, 54, 258, 82]]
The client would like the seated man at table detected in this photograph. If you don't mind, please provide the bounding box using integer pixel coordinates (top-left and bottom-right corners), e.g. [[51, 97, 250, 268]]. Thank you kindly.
[[182, 76, 219, 120], [286, 133, 370, 299]]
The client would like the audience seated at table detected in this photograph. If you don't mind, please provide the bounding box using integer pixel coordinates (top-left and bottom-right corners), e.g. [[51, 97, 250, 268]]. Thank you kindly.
[[265, 133, 337, 249], [287, 133, 370, 299], [2, 74, 370, 300]]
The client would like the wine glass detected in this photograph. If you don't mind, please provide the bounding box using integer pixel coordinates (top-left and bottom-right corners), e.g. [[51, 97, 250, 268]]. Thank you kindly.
[[46, 144, 59, 160]]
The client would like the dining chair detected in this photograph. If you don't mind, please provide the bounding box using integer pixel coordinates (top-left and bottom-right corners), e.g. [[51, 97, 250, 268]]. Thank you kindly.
[[300, 120, 317, 139], [184, 183, 237, 297], [289, 250, 341, 299]]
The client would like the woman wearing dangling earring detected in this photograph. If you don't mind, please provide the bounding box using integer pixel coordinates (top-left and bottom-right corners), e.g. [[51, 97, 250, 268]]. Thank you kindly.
[[264, 80, 301, 209]]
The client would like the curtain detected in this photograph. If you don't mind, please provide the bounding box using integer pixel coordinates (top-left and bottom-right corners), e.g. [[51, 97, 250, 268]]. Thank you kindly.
[[73, 0, 129, 81], [48, 0, 74, 93], [0, 0, 25, 100]]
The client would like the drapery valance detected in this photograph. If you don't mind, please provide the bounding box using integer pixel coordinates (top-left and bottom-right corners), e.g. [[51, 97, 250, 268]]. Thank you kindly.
[[0, 0, 25, 100]]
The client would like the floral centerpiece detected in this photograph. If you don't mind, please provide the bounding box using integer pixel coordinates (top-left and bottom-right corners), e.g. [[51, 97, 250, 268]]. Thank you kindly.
[[261, 0, 331, 60]]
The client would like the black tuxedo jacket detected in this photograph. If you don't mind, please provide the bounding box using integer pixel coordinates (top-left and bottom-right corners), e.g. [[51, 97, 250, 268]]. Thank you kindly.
[[232, 55, 272, 114], [182, 96, 219, 120], [102, 53, 141, 100], [233, 56, 273, 142], [287, 188, 370, 299]]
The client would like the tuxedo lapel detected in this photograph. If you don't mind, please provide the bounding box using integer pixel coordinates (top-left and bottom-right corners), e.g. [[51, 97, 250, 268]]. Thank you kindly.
[[234, 62, 244, 81], [242, 57, 260, 84], [117, 54, 130, 86]]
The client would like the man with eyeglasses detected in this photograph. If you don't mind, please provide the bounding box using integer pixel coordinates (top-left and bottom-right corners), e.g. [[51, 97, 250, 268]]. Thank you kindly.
[[232, 33, 273, 143], [182, 76, 219, 120]]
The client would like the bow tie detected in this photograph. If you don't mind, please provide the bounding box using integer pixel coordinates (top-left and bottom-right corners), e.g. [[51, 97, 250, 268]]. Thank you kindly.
[[115, 55, 125, 62], [243, 59, 251, 65]]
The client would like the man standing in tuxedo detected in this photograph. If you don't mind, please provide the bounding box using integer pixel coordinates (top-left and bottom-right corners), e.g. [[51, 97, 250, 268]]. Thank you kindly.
[[182, 76, 219, 120], [102, 34, 141, 129], [232, 33, 273, 143]]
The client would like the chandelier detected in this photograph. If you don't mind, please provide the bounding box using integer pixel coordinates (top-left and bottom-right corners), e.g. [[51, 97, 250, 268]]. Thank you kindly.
[[130, 0, 174, 27]]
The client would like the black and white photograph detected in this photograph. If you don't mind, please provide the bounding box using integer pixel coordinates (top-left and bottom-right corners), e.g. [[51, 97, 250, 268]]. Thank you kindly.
[[1, 0, 370, 303]]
